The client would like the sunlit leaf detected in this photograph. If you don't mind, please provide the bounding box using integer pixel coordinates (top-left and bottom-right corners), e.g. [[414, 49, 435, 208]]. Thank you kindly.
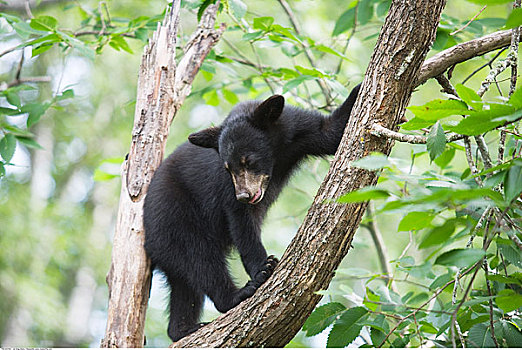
[[435, 248, 485, 268], [303, 302, 346, 336], [337, 187, 390, 203], [426, 121, 446, 161], [0, 133, 16, 163], [398, 211, 435, 231], [419, 220, 456, 248], [333, 7, 356, 36], [327, 307, 368, 347]]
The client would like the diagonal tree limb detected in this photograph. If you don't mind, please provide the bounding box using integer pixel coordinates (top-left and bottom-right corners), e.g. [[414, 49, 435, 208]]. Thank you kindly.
[[173, 0, 446, 347]]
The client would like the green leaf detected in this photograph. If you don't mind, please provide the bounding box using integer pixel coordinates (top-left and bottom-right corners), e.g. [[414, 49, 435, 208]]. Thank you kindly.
[[22, 103, 48, 128], [303, 302, 346, 336], [32, 43, 54, 56], [486, 274, 521, 285], [337, 187, 390, 203], [400, 117, 434, 130], [455, 84, 482, 110], [203, 89, 219, 106], [242, 30, 264, 41], [504, 165, 522, 202], [229, 0, 247, 19], [429, 271, 454, 289], [398, 211, 435, 231], [508, 85, 522, 109], [222, 88, 239, 105], [496, 289, 522, 313], [408, 99, 468, 122], [0, 162, 4, 177], [93, 169, 119, 182], [505, 8, 522, 29], [434, 147, 455, 169], [498, 243, 522, 268], [57, 89, 74, 101], [0, 134, 16, 163], [30, 15, 58, 31], [15, 136, 42, 149], [467, 323, 496, 348], [357, 0, 374, 25], [110, 35, 133, 54], [253, 16, 274, 31], [419, 220, 456, 248], [332, 7, 356, 36], [5, 91, 21, 108], [314, 44, 349, 60], [327, 307, 368, 347], [134, 27, 149, 42], [351, 153, 391, 170], [282, 75, 314, 93], [435, 248, 486, 268], [501, 320, 522, 347], [426, 121, 446, 161], [449, 103, 517, 135]]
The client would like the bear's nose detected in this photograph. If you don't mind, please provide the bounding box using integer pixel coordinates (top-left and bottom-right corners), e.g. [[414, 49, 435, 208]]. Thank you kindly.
[[236, 192, 251, 202]]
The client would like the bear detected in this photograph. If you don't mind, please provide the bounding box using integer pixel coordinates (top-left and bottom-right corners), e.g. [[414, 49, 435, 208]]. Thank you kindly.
[[143, 83, 361, 342]]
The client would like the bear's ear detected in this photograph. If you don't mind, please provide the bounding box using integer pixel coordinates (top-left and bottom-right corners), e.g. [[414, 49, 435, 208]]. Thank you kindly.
[[188, 126, 221, 150], [251, 95, 285, 129]]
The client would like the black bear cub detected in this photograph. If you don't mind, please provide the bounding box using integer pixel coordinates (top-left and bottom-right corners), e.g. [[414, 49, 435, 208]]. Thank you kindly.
[[143, 83, 361, 342]]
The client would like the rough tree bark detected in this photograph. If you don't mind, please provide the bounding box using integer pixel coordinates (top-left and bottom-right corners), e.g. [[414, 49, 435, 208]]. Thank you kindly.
[[173, 0, 446, 346], [100, 1, 224, 347]]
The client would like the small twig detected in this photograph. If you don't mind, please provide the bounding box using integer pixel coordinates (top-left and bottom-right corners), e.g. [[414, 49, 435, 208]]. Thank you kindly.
[[483, 258, 500, 348], [413, 313, 424, 346], [0, 45, 21, 59], [474, 135, 493, 169], [436, 74, 458, 96], [276, 0, 333, 105], [3, 76, 52, 90], [24, 0, 34, 19], [462, 48, 507, 85], [450, 263, 482, 348], [477, 55, 514, 97], [98, 1, 107, 36], [15, 50, 25, 81], [464, 136, 483, 186], [450, 5, 487, 36], [363, 204, 396, 292], [370, 123, 466, 144]]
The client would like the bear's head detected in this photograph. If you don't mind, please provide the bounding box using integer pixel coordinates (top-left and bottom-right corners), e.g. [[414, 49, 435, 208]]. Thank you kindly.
[[188, 95, 285, 205]]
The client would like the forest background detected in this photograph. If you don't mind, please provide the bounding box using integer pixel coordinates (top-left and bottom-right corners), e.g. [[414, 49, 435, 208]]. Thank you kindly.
[[0, 0, 521, 347]]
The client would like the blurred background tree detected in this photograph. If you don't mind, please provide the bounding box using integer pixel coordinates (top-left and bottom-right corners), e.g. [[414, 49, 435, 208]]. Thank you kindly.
[[0, 0, 520, 347]]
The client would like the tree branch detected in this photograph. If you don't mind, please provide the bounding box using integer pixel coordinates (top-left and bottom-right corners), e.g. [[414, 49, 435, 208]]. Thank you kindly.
[[370, 123, 465, 144], [416, 29, 520, 87], [173, 0, 446, 346]]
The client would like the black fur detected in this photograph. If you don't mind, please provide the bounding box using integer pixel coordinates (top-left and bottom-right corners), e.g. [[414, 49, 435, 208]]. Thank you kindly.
[[143, 83, 361, 342]]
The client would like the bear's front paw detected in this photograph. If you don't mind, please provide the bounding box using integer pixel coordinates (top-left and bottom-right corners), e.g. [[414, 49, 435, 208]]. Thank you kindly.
[[253, 255, 279, 287]]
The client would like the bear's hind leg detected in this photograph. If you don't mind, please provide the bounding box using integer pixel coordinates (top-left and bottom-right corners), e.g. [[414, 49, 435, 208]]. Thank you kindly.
[[167, 276, 204, 342]]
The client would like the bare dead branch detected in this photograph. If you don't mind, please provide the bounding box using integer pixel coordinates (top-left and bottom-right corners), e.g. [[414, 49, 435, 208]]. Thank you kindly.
[[100, 1, 224, 347]]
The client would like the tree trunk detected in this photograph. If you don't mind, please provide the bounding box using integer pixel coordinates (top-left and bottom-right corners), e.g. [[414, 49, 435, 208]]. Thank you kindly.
[[100, 1, 224, 347], [173, 0, 446, 347]]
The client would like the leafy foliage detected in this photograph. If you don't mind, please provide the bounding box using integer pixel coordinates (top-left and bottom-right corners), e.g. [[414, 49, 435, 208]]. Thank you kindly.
[[303, 1, 521, 347], [1, 0, 521, 347]]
